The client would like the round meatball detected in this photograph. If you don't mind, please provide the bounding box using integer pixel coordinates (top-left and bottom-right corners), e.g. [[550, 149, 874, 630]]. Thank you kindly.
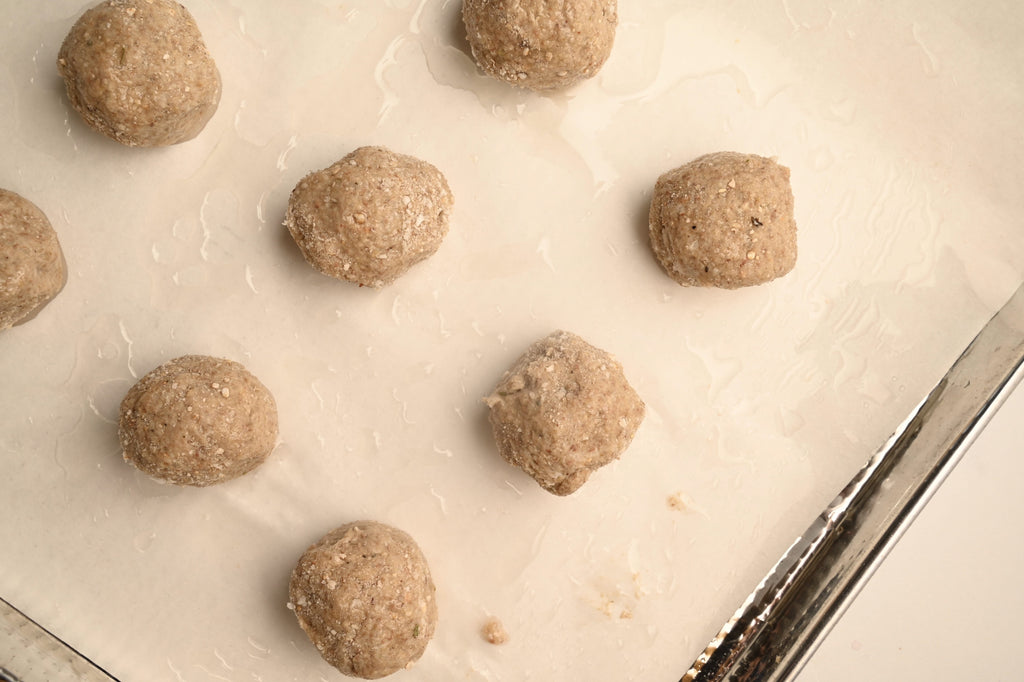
[[649, 152, 798, 289], [285, 146, 454, 288], [118, 355, 278, 486], [288, 521, 438, 680], [485, 330, 645, 496], [462, 0, 618, 91], [57, 0, 221, 147], [0, 189, 67, 331]]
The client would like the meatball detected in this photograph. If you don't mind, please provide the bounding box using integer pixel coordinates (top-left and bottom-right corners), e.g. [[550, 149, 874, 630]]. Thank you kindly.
[[57, 0, 221, 147], [0, 189, 67, 331], [649, 152, 798, 289], [288, 521, 438, 679], [284, 146, 454, 288], [462, 0, 618, 91], [485, 330, 645, 496], [118, 355, 278, 486]]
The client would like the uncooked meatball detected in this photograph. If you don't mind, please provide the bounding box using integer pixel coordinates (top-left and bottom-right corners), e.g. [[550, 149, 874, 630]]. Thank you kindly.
[[462, 0, 618, 91], [57, 0, 221, 147], [649, 152, 798, 289], [285, 146, 454, 288], [288, 521, 438, 680], [118, 355, 278, 486], [485, 330, 645, 496], [0, 189, 67, 331]]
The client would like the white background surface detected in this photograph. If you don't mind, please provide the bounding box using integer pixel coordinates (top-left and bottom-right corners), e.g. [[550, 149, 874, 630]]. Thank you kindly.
[[801, 379, 1024, 682]]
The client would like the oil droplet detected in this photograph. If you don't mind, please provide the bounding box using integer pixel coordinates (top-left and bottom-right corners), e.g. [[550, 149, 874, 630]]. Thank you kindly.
[[118, 320, 138, 378], [244, 265, 259, 294], [408, 0, 430, 35], [536, 236, 555, 272], [213, 648, 234, 671], [275, 135, 297, 171], [911, 22, 941, 76], [781, 0, 836, 31], [133, 531, 157, 553], [167, 659, 187, 682], [429, 486, 448, 514], [374, 36, 407, 123], [246, 636, 271, 659]]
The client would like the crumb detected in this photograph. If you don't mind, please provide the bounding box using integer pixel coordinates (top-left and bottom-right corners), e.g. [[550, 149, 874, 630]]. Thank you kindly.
[[667, 492, 687, 511], [481, 617, 509, 645]]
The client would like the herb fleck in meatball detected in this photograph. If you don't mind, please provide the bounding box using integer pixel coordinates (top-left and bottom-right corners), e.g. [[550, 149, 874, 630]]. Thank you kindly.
[[118, 355, 278, 486], [289, 521, 438, 679], [57, 0, 221, 147], [649, 152, 798, 289], [486, 330, 645, 496], [285, 146, 454, 288], [462, 0, 618, 91], [0, 189, 67, 331]]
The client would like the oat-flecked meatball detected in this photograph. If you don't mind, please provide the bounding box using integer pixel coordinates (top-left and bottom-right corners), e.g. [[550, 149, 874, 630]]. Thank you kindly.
[[649, 152, 798, 289], [288, 521, 438, 680], [0, 189, 67, 331], [485, 330, 645, 496], [285, 146, 454, 288], [57, 0, 221, 147], [118, 355, 278, 486], [463, 0, 618, 91]]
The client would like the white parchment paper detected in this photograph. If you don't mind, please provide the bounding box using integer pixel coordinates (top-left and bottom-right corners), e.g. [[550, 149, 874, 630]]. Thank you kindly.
[[2, 1, 1022, 680]]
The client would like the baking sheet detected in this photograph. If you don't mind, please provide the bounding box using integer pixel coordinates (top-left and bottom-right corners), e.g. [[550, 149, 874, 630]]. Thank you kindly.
[[2, 1, 1022, 681]]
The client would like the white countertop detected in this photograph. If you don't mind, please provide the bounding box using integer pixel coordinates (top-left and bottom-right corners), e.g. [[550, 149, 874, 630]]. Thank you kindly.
[[801, 378, 1024, 681]]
